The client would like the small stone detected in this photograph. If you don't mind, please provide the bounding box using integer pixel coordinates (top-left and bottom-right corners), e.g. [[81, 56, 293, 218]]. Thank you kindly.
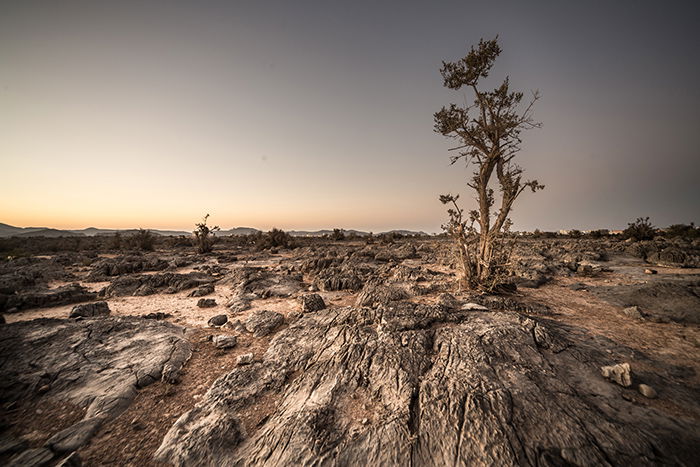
[[212, 335, 237, 349], [601, 362, 632, 387], [207, 314, 228, 327], [644, 269, 658, 275], [360, 418, 370, 425], [461, 303, 488, 311], [436, 293, 458, 309], [236, 353, 254, 366], [638, 383, 657, 399], [131, 418, 145, 431], [38, 384, 50, 394], [197, 298, 217, 308], [400, 335, 410, 346]]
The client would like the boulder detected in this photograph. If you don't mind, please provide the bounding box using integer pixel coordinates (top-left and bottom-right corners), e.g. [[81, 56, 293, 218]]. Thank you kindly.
[[208, 314, 228, 327], [601, 362, 632, 387], [622, 306, 644, 320], [299, 294, 326, 313], [244, 310, 284, 337], [212, 335, 237, 349], [69, 301, 111, 319], [236, 353, 254, 366], [188, 284, 215, 297], [197, 298, 217, 308]]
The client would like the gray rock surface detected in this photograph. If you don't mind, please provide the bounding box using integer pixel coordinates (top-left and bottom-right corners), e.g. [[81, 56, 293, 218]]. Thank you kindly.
[[8, 447, 54, 467], [155, 304, 698, 466], [244, 310, 285, 337], [0, 317, 191, 453]]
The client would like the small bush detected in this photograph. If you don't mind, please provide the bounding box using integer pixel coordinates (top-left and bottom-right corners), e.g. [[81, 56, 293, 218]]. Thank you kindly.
[[331, 228, 345, 241], [665, 223, 699, 239], [623, 217, 656, 241], [110, 232, 122, 250], [192, 214, 220, 254], [130, 229, 155, 251], [254, 228, 294, 250], [587, 229, 609, 239]]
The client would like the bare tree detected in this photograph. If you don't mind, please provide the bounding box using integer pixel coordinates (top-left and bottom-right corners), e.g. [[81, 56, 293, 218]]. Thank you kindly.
[[434, 37, 544, 291]]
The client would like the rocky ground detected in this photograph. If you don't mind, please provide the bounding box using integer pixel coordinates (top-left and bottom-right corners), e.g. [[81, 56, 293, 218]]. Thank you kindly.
[[0, 235, 699, 466]]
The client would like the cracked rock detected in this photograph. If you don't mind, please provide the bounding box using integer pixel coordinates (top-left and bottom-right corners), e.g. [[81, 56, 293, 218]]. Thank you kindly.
[[155, 304, 698, 466]]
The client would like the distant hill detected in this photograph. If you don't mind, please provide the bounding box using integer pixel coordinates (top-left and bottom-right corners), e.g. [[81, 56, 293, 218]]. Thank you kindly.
[[16, 228, 85, 238], [218, 227, 260, 236], [0, 223, 430, 238]]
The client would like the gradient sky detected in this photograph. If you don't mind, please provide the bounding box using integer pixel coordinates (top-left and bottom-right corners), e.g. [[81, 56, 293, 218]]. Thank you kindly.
[[1, 1, 698, 232]]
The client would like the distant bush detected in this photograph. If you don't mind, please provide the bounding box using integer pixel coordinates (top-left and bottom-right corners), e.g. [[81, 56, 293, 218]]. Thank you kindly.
[[110, 232, 122, 250], [569, 229, 582, 238], [192, 214, 220, 254], [129, 229, 155, 251], [331, 228, 345, 241], [254, 228, 294, 250], [586, 229, 609, 239], [623, 217, 656, 241], [665, 223, 699, 239]]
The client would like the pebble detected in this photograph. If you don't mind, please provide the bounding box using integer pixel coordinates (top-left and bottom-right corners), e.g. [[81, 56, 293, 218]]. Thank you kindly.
[[638, 384, 657, 399]]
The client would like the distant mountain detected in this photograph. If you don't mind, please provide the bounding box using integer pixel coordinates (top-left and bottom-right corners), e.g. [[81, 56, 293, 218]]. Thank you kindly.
[[380, 229, 430, 237]]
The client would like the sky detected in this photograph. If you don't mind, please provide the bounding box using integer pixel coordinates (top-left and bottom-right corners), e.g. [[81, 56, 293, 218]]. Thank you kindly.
[[1, 0, 698, 233]]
